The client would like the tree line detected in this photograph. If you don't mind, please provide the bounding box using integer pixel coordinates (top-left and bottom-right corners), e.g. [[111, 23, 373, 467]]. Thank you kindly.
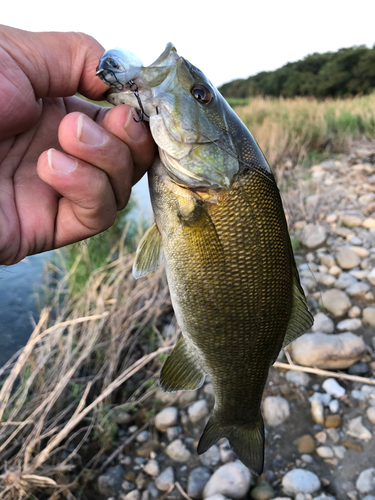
[[218, 45, 375, 99]]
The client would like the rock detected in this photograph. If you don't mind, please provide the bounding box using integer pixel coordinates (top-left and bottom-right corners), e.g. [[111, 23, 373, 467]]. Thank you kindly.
[[301, 224, 327, 249], [341, 215, 363, 227], [199, 445, 221, 468], [155, 467, 175, 491], [342, 438, 363, 451], [316, 446, 334, 458], [136, 440, 160, 458], [143, 459, 159, 477], [311, 399, 325, 425], [263, 396, 290, 426], [166, 426, 181, 441], [333, 445, 346, 459], [346, 282, 371, 299], [368, 269, 375, 286], [310, 392, 331, 406], [204, 496, 230, 500], [329, 265, 342, 275], [350, 246, 369, 257], [367, 407, 375, 424], [336, 318, 362, 331], [335, 272, 357, 289], [348, 362, 369, 375], [188, 467, 211, 499], [348, 305, 361, 318], [188, 400, 209, 424], [219, 440, 236, 463], [203, 461, 252, 499], [326, 428, 340, 443], [98, 465, 125, 497], [347, 417, 372, 441], [325, 414, 342, 428], [124, 491, 141, 500], [250, 482, 275, 500], [311, 312, 334, 333], [336, 247, 361, 269], [297, 435, 316, 454], [290, 332, 366, 369], [359, 193, 375, 205], [178, 390, 198, 407], [154, 407, 178, 432], [319, 254, 336, 269], [363, 307, 375, 327], [281, 469, 321, 495], [322, 378, 346, 398], [114, 412, 132, 425], [321, 289, 351, 317], [301, 454, 313, 463], [285, 370, 310, 386], [356, 468, 375, 494], [315, 431, 327, 443], [136, 431, 150, 443], [363, 218, 375, 228], [165, 439, 191, 462], [329, 399, 340, 414]]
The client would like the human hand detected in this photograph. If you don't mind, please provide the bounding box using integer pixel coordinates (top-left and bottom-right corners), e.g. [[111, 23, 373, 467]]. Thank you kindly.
[[0, 25, 157, 265]]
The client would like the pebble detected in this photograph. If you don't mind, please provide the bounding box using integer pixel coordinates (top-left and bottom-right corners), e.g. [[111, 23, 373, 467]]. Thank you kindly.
[[332, 445, 346, 459], [311, 399, 325, 425], [203, 461, 252, 499], [250, 482, 275, 500], [204, 496, 230, 500], [363, 307, 375, 327], [335, 272, 357, 289], [336, 247, 361, 269], [336, 318, 362, 331], [165, 439, 191, 462], [348, 362, 369, 375], [188, 400, 209, 424], [285, 370, 311, 386], [366, 406, 375, 424], [143, 460, 159, 477], [325, 414, 342, 428], [322, 378, 346, 398], [281, 469, 321, 495], [166, 426, 181, 441], [154, 407, 178, 432], [290, 332, 366, 369], [123, 491, 141, 500], [363, 218, 375, 228], [315, 431, 327, 443], [356, 468, 375, 494], [301, 454, 313, 463], [329, 265, 342, 275], [346, 282, 371, 299], [263, 396, 290, 426], [98, 465, 125, 497], [297, 435, 316, 454], [114, 412, 132, 425], [155, 467, 175, 491], [328, 399, 340, 414], [187, 467, 211, 499], [367, 269, 375, 285], [319, 254, 336, 268], [347, 416, 372, 441], [326, 428, 340, 443], [316, 446, 334, 458], [348, 305, 361, 318], [321, 289, 351, 317], [341, 215, 363, 227], [199, 445, 221, 468], [301, 224, 327, 249], [219, 440, 236, 463], [311, 312, 334, 333]]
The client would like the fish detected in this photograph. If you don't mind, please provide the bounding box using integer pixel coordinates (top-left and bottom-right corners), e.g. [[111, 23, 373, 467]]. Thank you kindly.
[[96, 44, 313, 475]]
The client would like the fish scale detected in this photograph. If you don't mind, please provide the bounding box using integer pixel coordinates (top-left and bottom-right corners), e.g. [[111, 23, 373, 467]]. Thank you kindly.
[[97, 42, 313, 475]]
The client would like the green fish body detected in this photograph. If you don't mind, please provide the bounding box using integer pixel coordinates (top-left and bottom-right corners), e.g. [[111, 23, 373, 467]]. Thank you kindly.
[[97, 44, 313, 475]]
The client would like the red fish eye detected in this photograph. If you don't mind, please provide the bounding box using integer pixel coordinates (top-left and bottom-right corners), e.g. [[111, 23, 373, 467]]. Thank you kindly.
[[191, 84, 212, 104]]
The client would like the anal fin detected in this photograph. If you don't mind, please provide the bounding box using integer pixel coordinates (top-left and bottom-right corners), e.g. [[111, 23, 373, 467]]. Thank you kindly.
[[159, 337, 206, 393], [133, 222, 163, 279]]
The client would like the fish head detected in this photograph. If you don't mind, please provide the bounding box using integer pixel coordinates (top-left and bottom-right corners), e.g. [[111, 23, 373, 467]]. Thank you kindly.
[[96, 49, 143, 90], [98, 44, 241, 189]]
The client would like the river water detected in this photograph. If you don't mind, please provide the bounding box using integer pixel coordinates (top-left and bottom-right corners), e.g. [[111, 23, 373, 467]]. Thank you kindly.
[[0, 178, 151, 367]]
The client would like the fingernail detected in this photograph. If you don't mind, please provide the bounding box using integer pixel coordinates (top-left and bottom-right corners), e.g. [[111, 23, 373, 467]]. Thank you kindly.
[[124, 110, 148, 142], [77, 114, 107, 146], [47, 149, 77, 173]]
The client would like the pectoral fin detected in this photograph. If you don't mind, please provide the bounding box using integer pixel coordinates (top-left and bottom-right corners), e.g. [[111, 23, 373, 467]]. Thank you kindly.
[[282, 262, 314, 348], [159, 337, 206, 392], [133, 222, 164, 279]]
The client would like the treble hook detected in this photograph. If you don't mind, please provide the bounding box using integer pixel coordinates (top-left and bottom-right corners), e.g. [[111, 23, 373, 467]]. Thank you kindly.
[[128, 80, 150, 122]]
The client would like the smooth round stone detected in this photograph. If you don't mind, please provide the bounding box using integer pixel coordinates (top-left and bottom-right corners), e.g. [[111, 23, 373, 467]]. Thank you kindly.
[[316, 446, 334, 458], [350, 246, 369, 257], [366, 406, 375, 424], [336, 318, 362, 331], [301, 224, 327, 249], [363, 307, 375, 327], [312, 312, 334, 333], [155, 467, 175, 491], [356, 468, 375, 494], [296, 435, 316, 454], [165, 439, 191, 462], [336, 247, 360, 270], [363, 218, 375, 228], [321, 289, 351, 317], [341, 215, 363, 227], [203, 461, 252, 499], [346, 282, 370, 299], [187, 467, 211, 499], [285, 370, 311, 386], [348, 306, 361, 318], [250, 482, 275, 500], [310, 399, 324, 425], [332, 446, 346, 459], [334, 272, 357, 290], [281, 469, 321, 495], [188, 400, 209, 424], [155, 407, 178, 432], [263, 396, 290, 426], [322, 378, 345, 398], [347, 417, 372, 441], [199, 445, 220, 468], [367, 269, 375, 286], [143, 459, 159, 477]]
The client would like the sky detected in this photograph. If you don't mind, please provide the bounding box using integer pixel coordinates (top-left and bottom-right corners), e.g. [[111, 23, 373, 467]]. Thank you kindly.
[[2, 0, 375, 87]]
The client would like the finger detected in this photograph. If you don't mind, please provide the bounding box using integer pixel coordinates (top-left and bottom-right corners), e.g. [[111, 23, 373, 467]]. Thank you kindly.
[[57, 109, 154, 210], [37, 149, 118, 249]]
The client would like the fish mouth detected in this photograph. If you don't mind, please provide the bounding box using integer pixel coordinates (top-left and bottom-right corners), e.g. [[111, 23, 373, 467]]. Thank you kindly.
[[96, 67, 125, 91]]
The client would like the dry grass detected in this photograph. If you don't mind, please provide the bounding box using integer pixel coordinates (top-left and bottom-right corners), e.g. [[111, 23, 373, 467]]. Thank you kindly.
[[235, 94, 375, 172], [0, 231, 177, 499]]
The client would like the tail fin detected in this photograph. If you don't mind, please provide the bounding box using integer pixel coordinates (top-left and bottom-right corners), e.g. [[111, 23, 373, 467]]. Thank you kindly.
[[197, 413, 264, 476]]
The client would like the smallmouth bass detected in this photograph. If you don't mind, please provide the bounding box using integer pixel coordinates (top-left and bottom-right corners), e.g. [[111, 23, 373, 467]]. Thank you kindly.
[[97, 44, 313, 475]]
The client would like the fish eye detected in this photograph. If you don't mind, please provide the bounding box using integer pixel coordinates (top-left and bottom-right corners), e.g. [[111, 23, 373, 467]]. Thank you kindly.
[[107, 58, 119, 69], [191, 84, 212, 104]]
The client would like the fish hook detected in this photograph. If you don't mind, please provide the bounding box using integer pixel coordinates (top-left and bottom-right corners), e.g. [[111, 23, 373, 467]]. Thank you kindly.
[[128, 80, 150, 122]]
